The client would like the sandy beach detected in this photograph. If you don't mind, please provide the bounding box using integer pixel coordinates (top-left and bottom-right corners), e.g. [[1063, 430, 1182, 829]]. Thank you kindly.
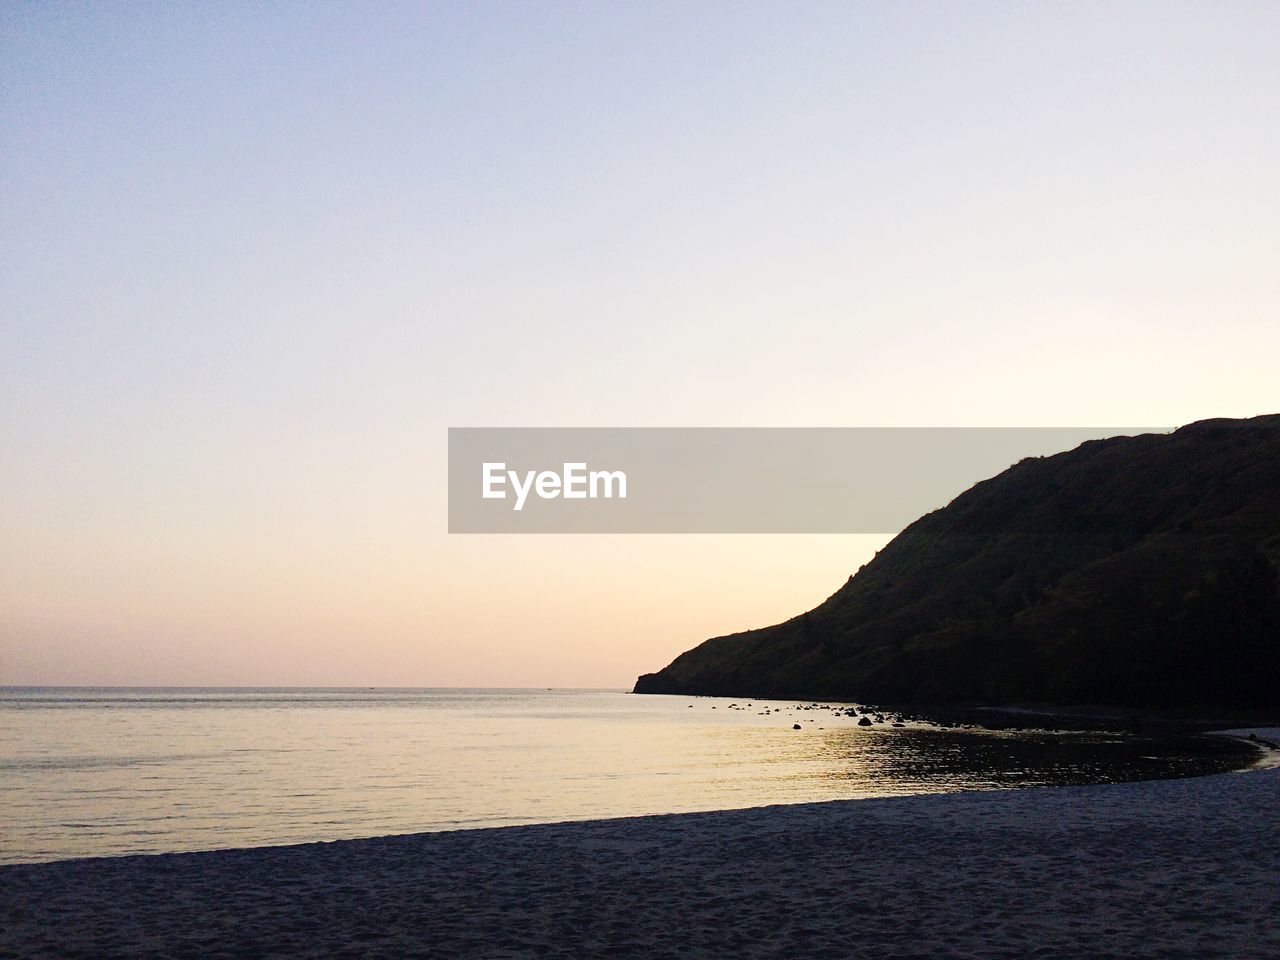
[[1, 733, 1276, 959]]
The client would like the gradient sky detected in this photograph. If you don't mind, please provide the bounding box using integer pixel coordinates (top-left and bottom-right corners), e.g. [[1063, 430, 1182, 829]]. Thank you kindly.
[[3, 2, 1278, 686]]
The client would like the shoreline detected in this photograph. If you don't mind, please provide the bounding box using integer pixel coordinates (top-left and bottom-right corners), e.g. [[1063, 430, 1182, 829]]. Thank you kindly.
[[0, 722, 1267, 871], [1209, 727, 1280, 767], [638, 689, 1280, 736], [3, 730, 1278, 958], [0, 724, 1265, 871]]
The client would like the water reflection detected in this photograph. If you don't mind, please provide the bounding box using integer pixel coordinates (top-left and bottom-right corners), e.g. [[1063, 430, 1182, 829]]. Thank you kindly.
[[803, 727, 1252, 791], [0, 689, 1258, 864]]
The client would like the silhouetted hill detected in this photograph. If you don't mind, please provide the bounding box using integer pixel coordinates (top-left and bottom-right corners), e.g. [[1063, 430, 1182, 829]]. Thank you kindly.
[[635, 416, 1280, 712]]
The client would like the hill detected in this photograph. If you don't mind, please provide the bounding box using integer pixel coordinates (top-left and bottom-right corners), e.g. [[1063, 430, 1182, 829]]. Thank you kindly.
[[634, 416, 1280, 712]]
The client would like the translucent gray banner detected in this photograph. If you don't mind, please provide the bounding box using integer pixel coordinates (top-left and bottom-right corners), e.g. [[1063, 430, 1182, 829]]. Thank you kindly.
[[448, 427, 1165, 533]]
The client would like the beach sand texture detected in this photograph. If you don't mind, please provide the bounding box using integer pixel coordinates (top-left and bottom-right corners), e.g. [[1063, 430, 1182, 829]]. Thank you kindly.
[[2, 744, 1277, 959]]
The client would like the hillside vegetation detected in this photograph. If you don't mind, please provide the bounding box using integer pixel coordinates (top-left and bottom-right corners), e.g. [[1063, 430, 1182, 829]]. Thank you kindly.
[[634, 416, 1280, 711]]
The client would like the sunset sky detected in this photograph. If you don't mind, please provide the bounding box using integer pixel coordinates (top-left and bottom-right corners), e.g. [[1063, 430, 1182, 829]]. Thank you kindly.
[[3, 2, 1278, 686]]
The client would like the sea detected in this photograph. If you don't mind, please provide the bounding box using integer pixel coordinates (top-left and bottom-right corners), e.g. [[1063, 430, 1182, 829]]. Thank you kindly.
[[0, 687, 1255, 864]]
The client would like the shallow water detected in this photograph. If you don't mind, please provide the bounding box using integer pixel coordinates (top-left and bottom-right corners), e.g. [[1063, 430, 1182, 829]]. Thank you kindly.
[[0, 687, 1253, 864]]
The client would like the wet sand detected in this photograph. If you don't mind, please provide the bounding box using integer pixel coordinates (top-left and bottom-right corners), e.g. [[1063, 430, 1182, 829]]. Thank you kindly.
[[2, 733, 1276, 959]]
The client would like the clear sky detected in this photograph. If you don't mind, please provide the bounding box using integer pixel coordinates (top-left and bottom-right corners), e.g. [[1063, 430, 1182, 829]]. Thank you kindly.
[[3, 2, 1278, 686]]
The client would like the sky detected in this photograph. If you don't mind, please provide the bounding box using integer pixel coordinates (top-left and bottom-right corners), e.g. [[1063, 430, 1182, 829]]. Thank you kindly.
[[3, 2, 1278, 686]]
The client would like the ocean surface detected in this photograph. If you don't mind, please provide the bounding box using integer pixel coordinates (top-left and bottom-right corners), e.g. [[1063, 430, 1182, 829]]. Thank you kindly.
[[0, 687, 1254, 864]]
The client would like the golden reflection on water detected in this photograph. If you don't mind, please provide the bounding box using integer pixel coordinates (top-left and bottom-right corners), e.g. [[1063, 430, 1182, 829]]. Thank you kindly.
[[0, 689, 1250, 864]]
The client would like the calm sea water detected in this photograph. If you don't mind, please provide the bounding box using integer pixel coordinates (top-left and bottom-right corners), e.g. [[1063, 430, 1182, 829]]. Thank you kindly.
[[0, 687, 1253, 864]]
